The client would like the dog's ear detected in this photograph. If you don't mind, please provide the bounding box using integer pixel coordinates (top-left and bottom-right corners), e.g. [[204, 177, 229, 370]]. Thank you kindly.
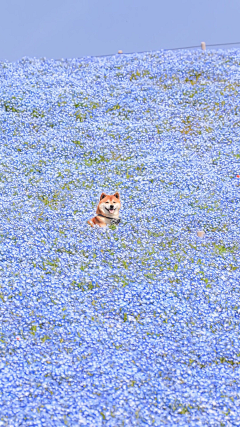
[[100, 192, 107, 200], [114, 192, 120, 199]]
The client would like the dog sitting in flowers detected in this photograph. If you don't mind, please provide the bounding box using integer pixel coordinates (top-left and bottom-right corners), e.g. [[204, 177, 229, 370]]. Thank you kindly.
[[88, 192, 121, 227]]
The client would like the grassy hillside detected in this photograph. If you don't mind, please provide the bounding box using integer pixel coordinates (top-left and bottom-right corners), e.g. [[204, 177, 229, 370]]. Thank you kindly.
[[0, 50, 240, 426]]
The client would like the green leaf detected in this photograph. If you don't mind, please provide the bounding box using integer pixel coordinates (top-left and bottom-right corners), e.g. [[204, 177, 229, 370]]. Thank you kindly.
[[41, 335, 50, 343], [30, 325, 37, 336]]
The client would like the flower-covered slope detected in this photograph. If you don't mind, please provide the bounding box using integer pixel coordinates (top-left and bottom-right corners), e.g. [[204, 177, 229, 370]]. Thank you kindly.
[[0, 50, 239, 426]]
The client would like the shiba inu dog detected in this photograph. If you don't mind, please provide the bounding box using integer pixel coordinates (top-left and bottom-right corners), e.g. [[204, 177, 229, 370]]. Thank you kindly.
[[88, 192, 121, 227]]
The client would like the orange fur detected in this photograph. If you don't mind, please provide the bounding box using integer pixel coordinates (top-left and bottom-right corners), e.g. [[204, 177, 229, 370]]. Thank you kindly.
[[88, 192, 121, 227]]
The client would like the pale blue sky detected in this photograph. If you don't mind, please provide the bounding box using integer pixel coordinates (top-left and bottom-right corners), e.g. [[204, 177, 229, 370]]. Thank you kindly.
[[1, 0, 240, 61]]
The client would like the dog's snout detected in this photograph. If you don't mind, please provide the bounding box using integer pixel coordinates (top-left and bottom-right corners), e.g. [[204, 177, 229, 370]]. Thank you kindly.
[[110, 205, 114, 209]]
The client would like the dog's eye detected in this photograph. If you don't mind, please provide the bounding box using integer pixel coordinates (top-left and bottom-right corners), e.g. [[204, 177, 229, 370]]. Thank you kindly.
[[113, 201, 116, 203], [106, 201, 109, 203]]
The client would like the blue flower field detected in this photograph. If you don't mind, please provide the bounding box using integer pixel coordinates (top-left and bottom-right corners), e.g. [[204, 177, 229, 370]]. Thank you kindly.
[[0, 50, 240, 426]]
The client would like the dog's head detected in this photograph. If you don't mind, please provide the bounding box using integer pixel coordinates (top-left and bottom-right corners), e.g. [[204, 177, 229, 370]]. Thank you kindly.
[[97, 192, 121, 217]]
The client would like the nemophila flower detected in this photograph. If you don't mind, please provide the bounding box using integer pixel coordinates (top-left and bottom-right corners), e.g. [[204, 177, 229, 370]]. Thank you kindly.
[[0, 50, 239, 426]]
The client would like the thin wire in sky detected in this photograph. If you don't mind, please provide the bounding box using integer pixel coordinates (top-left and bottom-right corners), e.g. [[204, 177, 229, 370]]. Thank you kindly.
[[94, 41, 240, 58]]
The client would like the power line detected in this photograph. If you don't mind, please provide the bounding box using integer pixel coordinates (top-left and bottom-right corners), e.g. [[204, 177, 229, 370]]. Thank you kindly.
[[205, 41, 240, 47], [170, 41, 240, 50], [94, 41, 240, 58]]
